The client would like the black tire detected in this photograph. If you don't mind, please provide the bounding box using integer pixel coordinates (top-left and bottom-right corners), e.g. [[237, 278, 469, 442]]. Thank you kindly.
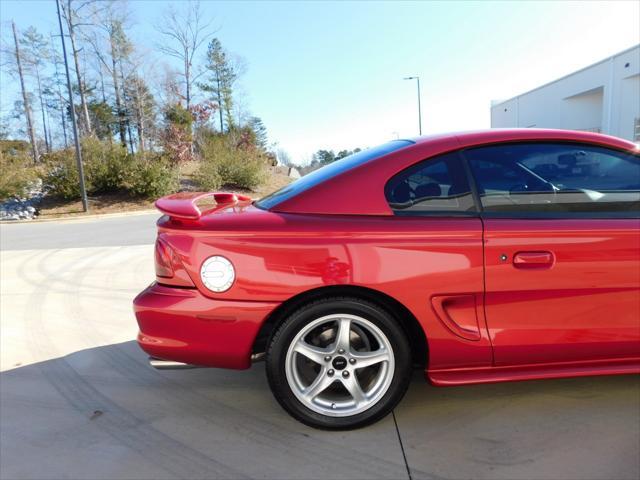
[[265, 297, 412, 430]]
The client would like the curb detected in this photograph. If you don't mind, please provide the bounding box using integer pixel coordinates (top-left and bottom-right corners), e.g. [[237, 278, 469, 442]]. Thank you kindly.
[[0, 209, 159, 225]]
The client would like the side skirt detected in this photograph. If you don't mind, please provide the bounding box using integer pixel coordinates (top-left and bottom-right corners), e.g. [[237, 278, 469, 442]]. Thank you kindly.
[[427, 357, 640, 386]]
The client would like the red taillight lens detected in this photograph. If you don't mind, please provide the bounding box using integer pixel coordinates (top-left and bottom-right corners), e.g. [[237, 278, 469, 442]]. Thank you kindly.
[[153, 235, 196, 287], [154, 238, 174, 278]]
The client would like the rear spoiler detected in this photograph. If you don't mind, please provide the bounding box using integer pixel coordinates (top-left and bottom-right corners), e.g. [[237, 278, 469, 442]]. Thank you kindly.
[[155, 192, 252, 220]]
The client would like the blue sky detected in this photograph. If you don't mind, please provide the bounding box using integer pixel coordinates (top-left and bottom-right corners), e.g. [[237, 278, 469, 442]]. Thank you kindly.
[[1, 0, 639, 163]]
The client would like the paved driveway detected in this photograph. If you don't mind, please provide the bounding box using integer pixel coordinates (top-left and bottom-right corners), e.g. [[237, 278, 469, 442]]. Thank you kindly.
[[1, 215, 638, 479]]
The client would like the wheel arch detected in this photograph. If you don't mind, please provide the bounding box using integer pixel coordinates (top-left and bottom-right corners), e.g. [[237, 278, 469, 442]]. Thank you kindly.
[[253, 285, 428, 368]]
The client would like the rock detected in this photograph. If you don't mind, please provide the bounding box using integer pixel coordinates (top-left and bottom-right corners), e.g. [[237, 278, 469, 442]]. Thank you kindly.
[[1, 178, 46, 221]]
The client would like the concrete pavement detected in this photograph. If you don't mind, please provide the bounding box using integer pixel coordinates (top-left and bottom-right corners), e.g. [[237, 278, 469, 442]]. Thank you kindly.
[[1, 216, 639, 479]]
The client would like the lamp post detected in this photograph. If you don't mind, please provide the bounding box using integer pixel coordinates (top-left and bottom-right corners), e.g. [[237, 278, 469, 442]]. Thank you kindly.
[[403, 76, 422, 136]]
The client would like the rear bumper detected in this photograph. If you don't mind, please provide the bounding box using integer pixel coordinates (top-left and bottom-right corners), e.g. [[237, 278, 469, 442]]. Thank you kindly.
[[133, 282, 280, 369]]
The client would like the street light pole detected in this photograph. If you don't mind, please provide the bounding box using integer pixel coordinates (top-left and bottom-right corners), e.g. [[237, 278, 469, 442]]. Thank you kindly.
[[56, 0, 89, 213], [403, 76, 422, 136]]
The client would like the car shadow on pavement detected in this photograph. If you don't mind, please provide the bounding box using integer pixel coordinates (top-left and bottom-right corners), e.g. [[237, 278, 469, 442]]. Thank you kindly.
[[1, 340, 410, 480], [1, 340, 639, 480]]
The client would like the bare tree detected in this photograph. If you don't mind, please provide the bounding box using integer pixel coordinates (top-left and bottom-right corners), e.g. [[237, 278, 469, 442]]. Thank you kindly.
[[125, 74, 155, 153], [277, 148, 294, 168], [158, 65, 183, 107], [86, 0, 132, 146], [155, 1, 215, 109], [60, 0, 94, 135], [50, 33, 69, 148], [11, 21, 38, 162], [20, 27, 52, 152]]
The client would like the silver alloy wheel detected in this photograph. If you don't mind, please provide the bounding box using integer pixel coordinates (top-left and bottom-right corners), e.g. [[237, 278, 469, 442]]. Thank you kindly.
[[285, 313, 395, 417]]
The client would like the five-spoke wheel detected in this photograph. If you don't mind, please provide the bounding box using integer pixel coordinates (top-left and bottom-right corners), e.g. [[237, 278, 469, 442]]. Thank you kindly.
[[266, 298, 412, 429]]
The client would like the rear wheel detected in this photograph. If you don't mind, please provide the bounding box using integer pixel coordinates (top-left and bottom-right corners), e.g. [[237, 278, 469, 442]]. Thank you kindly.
[[266, 297, 412, 429]]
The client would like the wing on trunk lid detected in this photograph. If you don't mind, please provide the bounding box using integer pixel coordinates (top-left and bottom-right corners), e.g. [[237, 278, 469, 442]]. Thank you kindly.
[[155, 192, 252, 220]]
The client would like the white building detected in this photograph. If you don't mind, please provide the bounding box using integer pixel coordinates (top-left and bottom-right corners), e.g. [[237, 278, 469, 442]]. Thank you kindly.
[[491, 45, 640, 142]]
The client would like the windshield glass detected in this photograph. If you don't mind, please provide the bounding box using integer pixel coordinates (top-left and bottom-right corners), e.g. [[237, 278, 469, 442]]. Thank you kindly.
[[256, 140, 414, 210]]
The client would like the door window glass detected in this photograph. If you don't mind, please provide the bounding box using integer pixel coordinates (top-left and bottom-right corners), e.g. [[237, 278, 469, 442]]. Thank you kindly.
[[465, 143, 640, 215]]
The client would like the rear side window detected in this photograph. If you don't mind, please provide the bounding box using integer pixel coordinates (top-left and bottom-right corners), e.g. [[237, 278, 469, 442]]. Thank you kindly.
[[385, 152, 476, 214], [256, 140, 413, 210], [464, 143, 640, 216]]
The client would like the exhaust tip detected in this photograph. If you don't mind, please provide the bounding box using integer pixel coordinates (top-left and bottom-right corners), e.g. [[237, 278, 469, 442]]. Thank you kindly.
[[149, 357, 198, 370], [251, 352, 265, 363]]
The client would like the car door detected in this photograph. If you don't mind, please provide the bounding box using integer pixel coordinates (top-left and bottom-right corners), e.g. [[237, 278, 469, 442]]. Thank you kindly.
[[464, 142, 640, 366], [385, 151, 493, 370]]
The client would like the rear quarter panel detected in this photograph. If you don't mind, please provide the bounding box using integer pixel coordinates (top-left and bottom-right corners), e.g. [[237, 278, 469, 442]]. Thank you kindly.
[[159, 210, 491, 370]]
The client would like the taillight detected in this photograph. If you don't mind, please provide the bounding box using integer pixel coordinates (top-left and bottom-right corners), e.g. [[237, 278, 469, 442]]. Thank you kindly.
[[154, 235, 196, 287], [155, 238, 174, 278]]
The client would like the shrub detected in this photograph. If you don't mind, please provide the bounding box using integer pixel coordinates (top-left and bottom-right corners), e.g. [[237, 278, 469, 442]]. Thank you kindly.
[[196, 135, 266, 191], [0, 139, 30, 156], [43, 139, 132, 199], [0, 150, 39, 201], [127, 156, 179, 198], [82, 138, 132, 193], [196, 159, 223, 190], [43, 147, 87, 200], [220, 153, 265, 190], [43, 139, 180, 200]]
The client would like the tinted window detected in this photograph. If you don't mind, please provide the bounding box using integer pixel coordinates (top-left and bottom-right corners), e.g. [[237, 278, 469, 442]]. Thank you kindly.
[[256, 140, 414, 210], [465, 143, 640, 215], [386, 152, 476, 214]]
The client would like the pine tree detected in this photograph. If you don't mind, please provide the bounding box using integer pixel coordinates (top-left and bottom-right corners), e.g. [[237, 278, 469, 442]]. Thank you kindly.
[[200, 38, 237, 132], [248, 116, 268, 150]]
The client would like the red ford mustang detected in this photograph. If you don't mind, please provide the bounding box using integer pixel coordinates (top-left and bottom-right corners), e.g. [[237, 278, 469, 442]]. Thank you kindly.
[[134, 129, 640, 429]]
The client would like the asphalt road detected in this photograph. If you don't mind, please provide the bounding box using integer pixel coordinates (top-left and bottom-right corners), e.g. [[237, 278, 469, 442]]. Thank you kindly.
[[1, 215, 639, 479], [0, 212, 159, 250]]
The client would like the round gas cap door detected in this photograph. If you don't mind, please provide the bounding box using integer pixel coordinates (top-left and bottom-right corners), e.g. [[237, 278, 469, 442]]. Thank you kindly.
[[200, 256, 235, 292]]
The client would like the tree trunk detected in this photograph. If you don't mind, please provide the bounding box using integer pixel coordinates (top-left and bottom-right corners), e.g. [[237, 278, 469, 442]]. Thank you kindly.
[[109, 31, 127, 146], [184, 55, 193, 154], [185, 55, 190, 109], [12, 21, 39, 163], [51, 33, 68, 148], [61, 104, 69, 147], [65, 1, 92, 135], [133, 83, 145, 153], [99, 72, 114, 145], [118, 62, 134, 154], [216, 72, 223, 132], [47, 111, 53, 150], [126, 119, 135, 154], [100, 73, 106, 102], [34, 64, 50, 153], [136, 108, 145, 154]]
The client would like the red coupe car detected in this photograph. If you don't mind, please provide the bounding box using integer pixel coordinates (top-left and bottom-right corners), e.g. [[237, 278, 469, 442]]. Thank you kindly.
[[134, 129, 640, 429]]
